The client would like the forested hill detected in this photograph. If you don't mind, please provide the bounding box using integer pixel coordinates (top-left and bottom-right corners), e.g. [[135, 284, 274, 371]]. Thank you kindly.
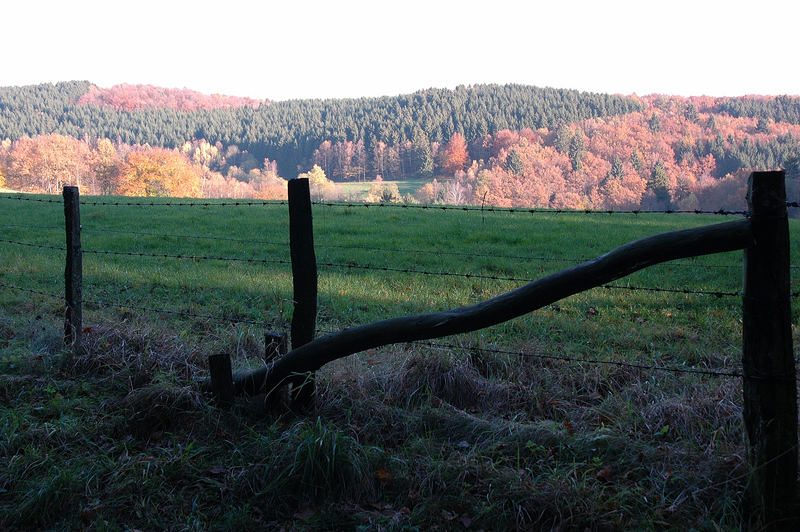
[[0, 81, 642, 173], [2, 81, 800, 212]]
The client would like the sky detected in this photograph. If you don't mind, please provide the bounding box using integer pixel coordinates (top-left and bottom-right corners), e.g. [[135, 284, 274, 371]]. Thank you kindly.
[[4, 0, 799, 101]]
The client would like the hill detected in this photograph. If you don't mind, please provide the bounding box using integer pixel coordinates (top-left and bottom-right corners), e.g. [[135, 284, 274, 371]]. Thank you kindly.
[[76, 83, 266, 112], [0, 82, 799, 211]]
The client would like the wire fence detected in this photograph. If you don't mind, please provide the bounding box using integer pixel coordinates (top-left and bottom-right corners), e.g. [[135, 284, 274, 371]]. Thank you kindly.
[[0, 279, 749, 380], [1, 236, 755, 298], [0, 193, 758, 215], [1, 191, 798, 384]]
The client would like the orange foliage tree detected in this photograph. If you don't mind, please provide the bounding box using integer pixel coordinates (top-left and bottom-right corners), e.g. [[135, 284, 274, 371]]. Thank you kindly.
[[117, 148, 201, 197], [5, 134, 92, 193], [438, 132, 470, 176]]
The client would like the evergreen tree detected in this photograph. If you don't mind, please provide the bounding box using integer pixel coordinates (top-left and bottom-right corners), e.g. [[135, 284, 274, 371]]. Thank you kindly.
[[648, 160, 670, 208], [411, 126, 434, 178], [568, 132, 585, 171], [505, 149, 524, 175]]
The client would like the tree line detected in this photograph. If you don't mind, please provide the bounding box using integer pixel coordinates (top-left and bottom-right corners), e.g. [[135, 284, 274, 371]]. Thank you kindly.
[[0, 82, 643, 176], [1, 82, 798, 211]]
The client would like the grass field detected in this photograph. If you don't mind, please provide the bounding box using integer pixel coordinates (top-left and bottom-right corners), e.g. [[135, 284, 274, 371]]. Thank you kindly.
[[1, 193, 799, 530], [334, 178, 429, 200]]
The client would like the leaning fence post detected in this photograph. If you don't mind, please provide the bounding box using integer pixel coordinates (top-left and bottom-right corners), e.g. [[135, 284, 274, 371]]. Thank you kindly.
[[63, 186, 82, 363], [742, 170, 798, 528], [288, 178, 318, 406]]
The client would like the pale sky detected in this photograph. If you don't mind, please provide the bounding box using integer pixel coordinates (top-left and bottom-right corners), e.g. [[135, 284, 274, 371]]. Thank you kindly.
[[3, 0, 798, 101]]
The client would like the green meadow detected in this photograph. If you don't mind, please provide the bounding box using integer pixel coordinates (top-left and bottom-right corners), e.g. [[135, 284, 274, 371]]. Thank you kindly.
[[1, 193, 798, 530], [333, 178, 429, 200]]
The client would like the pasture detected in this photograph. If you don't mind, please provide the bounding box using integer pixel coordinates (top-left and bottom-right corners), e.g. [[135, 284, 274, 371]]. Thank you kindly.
[[333, 178, 430, 200], [1, 193, 798, 530]]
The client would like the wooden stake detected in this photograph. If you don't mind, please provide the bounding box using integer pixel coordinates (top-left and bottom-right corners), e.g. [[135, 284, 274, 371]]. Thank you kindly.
[[208, 353, 234, 409], [63, 186, 82, 363], [288, 178, 317, 406], [742, 170, 798, 528]]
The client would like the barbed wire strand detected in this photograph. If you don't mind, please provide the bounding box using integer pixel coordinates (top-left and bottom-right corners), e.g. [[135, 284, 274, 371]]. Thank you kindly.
[[0, 195, 61, 204], [0, 281, 63, 299], [81, 199, 287, 207], [0, 280, 288, 329], [0, 237, 751, 298], [82, 296, 288, 330], [0, 238, 65, 251], [1, 223, 64, 232], [309, 324, 745, 379], [0, 194, 753, 216], [81, 248, 291, 266], [312, 201, 750, 217], [417, 339, 745, 378], [3, 281, 795, 377], [75, 225, 760, 270], [6, 225, 800, 274]]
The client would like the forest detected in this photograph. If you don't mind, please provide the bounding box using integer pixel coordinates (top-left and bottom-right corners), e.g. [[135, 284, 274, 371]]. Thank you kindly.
[[1, 81, 799, 210]]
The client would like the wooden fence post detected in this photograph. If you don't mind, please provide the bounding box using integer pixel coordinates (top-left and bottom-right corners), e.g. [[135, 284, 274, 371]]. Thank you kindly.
[[742, 170, 798, 528], [208, 353, 234, 409], [63, 186, 82, 363], [288, 178, 317, 405]]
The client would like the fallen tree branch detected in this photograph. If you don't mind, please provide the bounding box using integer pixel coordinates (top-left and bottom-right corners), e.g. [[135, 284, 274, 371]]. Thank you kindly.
[[234, 219, 753, 397]]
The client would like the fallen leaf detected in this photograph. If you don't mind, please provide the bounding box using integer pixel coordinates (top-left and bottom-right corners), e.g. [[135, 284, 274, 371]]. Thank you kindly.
[[460, 515, 473, 527], [595, 466, 613, 481], [376, 468, 392, 483]]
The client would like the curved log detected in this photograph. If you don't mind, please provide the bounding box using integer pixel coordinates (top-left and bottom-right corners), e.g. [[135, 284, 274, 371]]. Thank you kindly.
[[235, 219, 753, 397]]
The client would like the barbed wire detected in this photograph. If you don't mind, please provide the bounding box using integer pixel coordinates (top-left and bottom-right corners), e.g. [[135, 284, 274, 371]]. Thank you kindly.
[[0, 280, 63, 300], [6, 224, 792, 273], [310, 325, 745, 379], [0, 279, 788, 377], [0, 195, 61, 204], [0, 223, 64, 232], [76, 225, 760, 271], [80, 226, 288, 247], [0, 193, 753, 215], [317, 259, 743, 297], [601, 284, 740, 298], [0, 238, 65, 251], [82, 296, 288, 330], [415, 339, 745, 379], [81, 247, 291, 266], [0, 237, 746, 298], [81, 199, 287, 207], [312, 200, 750, 217]]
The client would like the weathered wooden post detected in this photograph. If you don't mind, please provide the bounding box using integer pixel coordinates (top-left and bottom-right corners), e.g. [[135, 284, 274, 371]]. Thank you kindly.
[[208, 353, 234, 408], [742, 170, 798, 528], [63, 186, 82, 363], [288, 178, 318, 406]]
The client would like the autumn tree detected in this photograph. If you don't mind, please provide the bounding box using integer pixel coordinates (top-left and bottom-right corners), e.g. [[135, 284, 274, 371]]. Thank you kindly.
[[6, 134, 92, 193], [365, 175, 402, 203], [298, 164, 336, 200], [117, 148, 202, 197], [438, 132, 469, 176], [93, 138, 122, 194]]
